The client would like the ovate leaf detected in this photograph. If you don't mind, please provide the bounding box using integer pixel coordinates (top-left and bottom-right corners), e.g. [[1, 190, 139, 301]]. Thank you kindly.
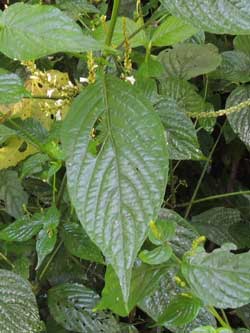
[[48, 283, 119, 333], [139, 245, 172, 265], [158, 43, 221, 80], [0, 69, 29, 104], [0, 170, 28, 218], [157, 295, 202, 327], [0, 3, 100, 60], [0, 269, 42, 332], [226, 85, 250, 150], [151, 16, 198, 47], [182, 246, 250, 308], [162, 0, 250, 35], [61, 75, 168, 303]]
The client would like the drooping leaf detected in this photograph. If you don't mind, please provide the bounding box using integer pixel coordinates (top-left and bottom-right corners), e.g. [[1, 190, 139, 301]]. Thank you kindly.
[[139, 245, 172, 265], [158, 43, 221, 80], [20, 153, 49, 179], [61, 74, 168, 303], [0, 269, 42, 332], [237, 303, 250, 329], [148, 219, 176, 245], [226, 85, 250, 150], [211, 51, 250, 83], [0, 170, 28, 218], [48, 283, 119, 333], [62, 222, 104, 264], [151, 16, 198, 47], [36, 206, 60, 269], [157, 294, 202, 327], [191, 207, 247, 247], [182, 246, 250, 308], [161, 0, 250, 35], [0, 3, 100, 60], [97, 262, 167, 316], [0, 69, 29, 104]]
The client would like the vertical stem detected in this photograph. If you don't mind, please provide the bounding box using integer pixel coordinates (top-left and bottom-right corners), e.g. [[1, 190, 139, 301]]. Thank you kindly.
[[105, 0, 120, 47], [185, 125, 224, 218]]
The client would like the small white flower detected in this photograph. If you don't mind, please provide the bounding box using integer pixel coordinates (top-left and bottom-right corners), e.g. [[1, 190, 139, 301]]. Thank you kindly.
[[125, 75, 136, 85], [55, 110, 62, 121], [47, 73, 52, 82], [79, 77, 89, 83], [55, 99, 63, 107], [68, 80, 74, 87], [47, 89, 55, 98]]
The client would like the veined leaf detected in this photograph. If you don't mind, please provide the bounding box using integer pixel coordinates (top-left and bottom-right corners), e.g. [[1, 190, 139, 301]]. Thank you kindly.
[[0, 269, 42, 332], [158, 43, 221, 80], [139, 245, 172, 265], [48, 283, 119, 333], [210, 51, 250, 83], [234, 35, 250, 56], [139, 266, 216, 332], [61, 74, 168, 303], [157, 294, 202, 327], [226, 85, 250, 150], [161, 0, 250, 35], [151, 16, 198, 47], [182, 246, 250, 308], [0, 69, 29, 104], [0, 3, 100, 60]]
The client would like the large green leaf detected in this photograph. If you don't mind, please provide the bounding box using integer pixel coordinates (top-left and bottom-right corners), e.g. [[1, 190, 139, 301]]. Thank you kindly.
[[61, 75, 168, 303], [0, 269, 42, 332], [0, 69, 29, 104], [97, 262, 166, 316], [161, 0, 250, 35], [48, 283, 119, 333], [211, 51, 250, 83], [158, 43, 221, 80], [191, 207, 247, 247], [182, 245, 250, 308], [0, 3, 99, 60], [0, 170, 28, 218], [157, 295, 202, 327], [226, 85, 250, 150], [151, 16, 198, 47]]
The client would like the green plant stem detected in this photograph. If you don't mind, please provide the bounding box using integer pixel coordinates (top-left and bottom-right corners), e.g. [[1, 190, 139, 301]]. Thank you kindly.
[[0, 251, 14, 269], [176, 190, 250, 208], [105, 0, 120, 47], [208, 306, 231, 329], [221, 309, 230, 327], [38, 239, 63, 281], [56, 172, 67, 208], [184, 125, 224, 218]]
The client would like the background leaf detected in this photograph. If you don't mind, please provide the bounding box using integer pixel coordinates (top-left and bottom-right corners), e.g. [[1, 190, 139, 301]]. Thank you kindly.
[[0, 69, 29, 104], [162, 0, 250, 35], [0, 269, 42, 332], [0, 3, 100, 60], [48, 283, 119, 333]]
